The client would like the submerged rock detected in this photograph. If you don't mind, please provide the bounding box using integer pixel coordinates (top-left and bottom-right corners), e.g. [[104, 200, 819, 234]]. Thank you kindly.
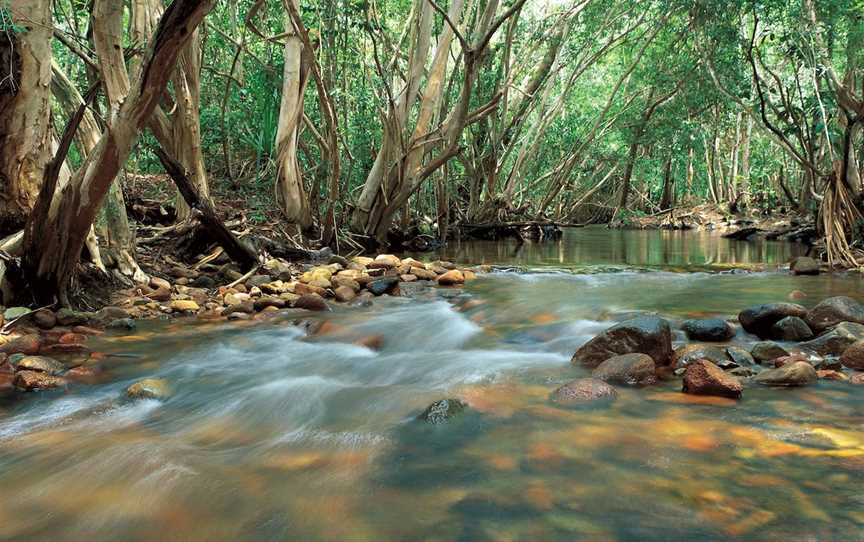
[[753, 361, 817, 387], [681, 318, 735, 342], [437, 270, 465, 286], [592, 353, 656, 385], [420, 398, 467, 424], [682, 360, 743, 399], [738, 303, 807, 338], [0, 334, 41, 355], [769, 316, 813, 341], [106, 318, 137, 331], [800, 322, 864, 356], [367, 277, 399, 296], [126, 378, 172, 400], [751, 342, 790, 364], [571, 316, 672, 368], [805, 296, 864, 333], [551, 378, 617, 406], [725, 346, 756, 367]]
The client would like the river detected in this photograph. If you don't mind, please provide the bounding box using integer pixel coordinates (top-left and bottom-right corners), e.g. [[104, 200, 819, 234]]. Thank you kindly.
[[0, 227, 861, 541]]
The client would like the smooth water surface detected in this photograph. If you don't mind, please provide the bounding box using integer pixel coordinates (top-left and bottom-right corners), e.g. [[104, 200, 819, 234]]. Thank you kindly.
[[0, 229, 861, 541]]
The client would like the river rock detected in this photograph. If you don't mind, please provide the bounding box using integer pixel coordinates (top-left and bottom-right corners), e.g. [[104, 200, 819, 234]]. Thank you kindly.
[[753, 361, 817, 387], [725, 346, 756, 367], [681, 318, 735, 342], [411, 267, 438, 281], [333, 286, 356, 303], [839, 340, 864, 370], [437, 270, 465, 286], [106, 318, 136, 331], [222, 301, 255, 316], [14, 370, 66, 391], [738, 303, 807, 338], [370, 254, 401, 269], [592, 353, 656, 385], [227, 312, 251, 321], [253, 296, 286, 311], [769, 316, 814, 341], [56, 308, 94, 326], [293, 294, 330, 312], [3, 307, 30, 321], [751, 342, 790, 363], [246, 274, 273, 289], [851, 372, 864, 385], [420, 398, 466, 424], [32, 310, 57, 330], [572, 316, 672, 368], [149, 276, 171, 290], [682, 360, 743, 399], [367, 277, 399, 296], [14, 355, 65, 375], [673, 344, 730, 369], [800, 322, 864, 356], [817, 369, 848, 381], [147, 287, 172, 302], [805, 296, 864, 333], [170, 300, 200, 313], [551, 378, 617, 406], [790, 256, 820, 275], [0, 334, 41, 355], [332, 276, 361, 292], [126, 378, 172, 400]]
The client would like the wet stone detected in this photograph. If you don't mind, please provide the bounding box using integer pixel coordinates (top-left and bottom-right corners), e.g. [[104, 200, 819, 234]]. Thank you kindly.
[[15, 371, 66, 391], [572, 316, 672, 368], [420, 398, 467, 424], [592, 353, 656, 385], [805, 296, 864, 333], [682, 359, 743, 399], [126, 378, 172, 400], [681, 318, 735, 342], [13, 356, 65, 375], [738, 303, 807, 338], [751, 342, 790, 364], [753, 361, 817, 387], [770, 316, 814, 342]]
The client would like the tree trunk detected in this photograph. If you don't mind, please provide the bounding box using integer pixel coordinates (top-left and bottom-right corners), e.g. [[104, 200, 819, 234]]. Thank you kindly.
[[21, 0, 216, 305], [0, 0, 52, 235], [91, 0, 149, 283], [659, 155, 674, 210], [274, 4, 312, 231]]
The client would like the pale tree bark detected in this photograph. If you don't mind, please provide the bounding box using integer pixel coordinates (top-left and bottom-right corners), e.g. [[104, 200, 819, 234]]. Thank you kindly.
[[0, 0, 52, 235], [274, 2, 312, 231], [21, 0, 216, 305], [91, 0, 149, 283]]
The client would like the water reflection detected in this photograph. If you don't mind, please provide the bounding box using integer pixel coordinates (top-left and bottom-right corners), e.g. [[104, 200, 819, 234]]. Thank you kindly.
[[420, 227, 808, 271]]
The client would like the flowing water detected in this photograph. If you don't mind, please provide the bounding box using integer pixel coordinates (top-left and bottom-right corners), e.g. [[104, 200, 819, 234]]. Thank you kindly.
[[0, 228, 862, 541]]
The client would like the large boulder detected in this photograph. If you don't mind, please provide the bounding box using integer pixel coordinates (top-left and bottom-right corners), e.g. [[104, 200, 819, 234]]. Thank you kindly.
[[571, 316, 672, 368], [799, 322, 864, 356], [805, 296, 864, 333], [592, 353, 656, 386], [753, 361, 817, 387], [738, 303, 807, 338], [840, 340, 864, 370], [790, 257, 820, 276], [681, 318, 735, 342], [420, 398, 467, 424], [682, 360, 743, 399], [769, 316, 814, 342], [551, 378, 617, 406]]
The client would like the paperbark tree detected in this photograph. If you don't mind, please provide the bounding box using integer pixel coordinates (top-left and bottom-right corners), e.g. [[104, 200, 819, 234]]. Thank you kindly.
[[0, 0, 52, 235], [21, 0, 216, 305], [274, 0, 312, 231]]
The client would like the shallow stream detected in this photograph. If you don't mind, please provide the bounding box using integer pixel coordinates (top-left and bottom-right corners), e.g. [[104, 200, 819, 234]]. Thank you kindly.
[[0, 228, 861, 541]]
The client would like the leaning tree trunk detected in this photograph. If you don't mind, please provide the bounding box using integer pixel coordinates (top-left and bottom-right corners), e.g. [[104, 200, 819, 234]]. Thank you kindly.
[[21, 0, 216, 305], [274, 4, 312, 231], [0, 0, 52, 236]]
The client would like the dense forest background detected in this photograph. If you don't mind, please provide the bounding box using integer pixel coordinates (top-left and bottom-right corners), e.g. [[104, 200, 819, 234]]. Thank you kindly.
[[0, 0, 862, 302]]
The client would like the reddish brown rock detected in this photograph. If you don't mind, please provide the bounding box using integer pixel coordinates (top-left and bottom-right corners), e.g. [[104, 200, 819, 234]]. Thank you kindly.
[[840, 340, 864, 370], [592, 353, 656, 385], [354, 335, 384, 350], [0, 334, 41, 355], [334, 286, 356, 303], [437, 270, 465, 286], [58, 333, 87, 345], [682, 360, 743, 399], [816, 369, 848, 381], [293, 294, 330, 312], [850, 372, 864, 385]]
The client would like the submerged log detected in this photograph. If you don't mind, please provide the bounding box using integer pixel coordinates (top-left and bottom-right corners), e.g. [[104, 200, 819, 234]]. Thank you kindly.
[[722, 227, 763, 241], [457, 221, 563, 242], [153, 145, 258, 271]]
